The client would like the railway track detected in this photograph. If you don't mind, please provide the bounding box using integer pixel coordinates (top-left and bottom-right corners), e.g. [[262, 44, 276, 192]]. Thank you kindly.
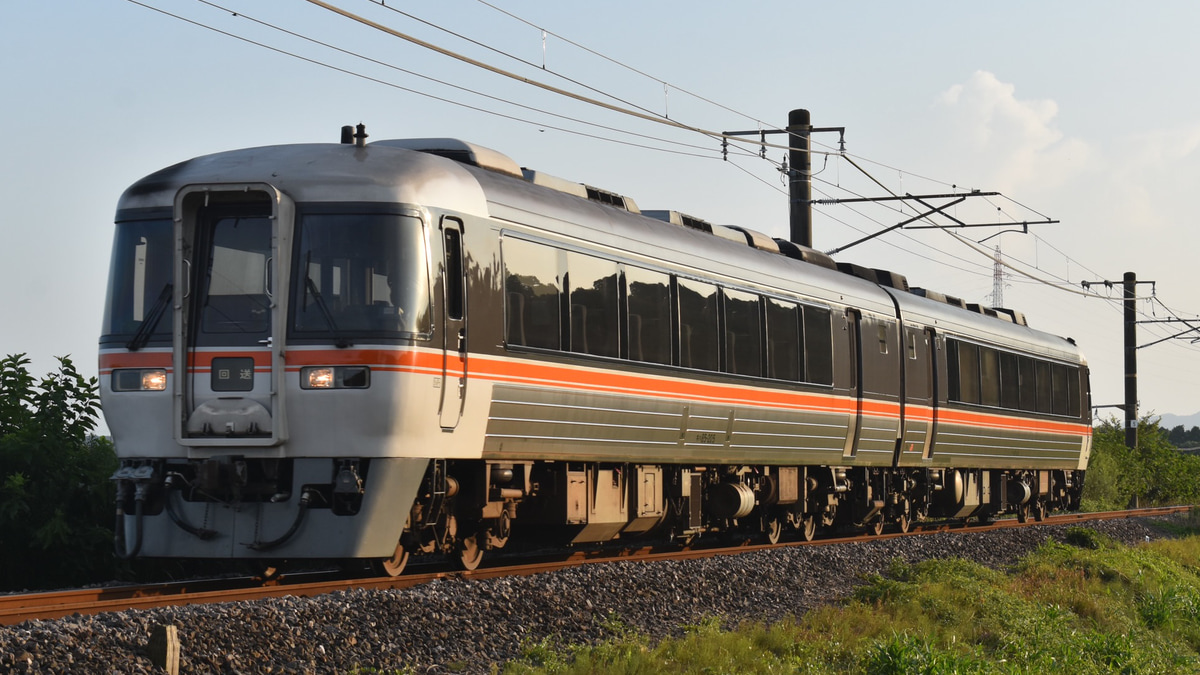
[[3, 505, 1190, 626]]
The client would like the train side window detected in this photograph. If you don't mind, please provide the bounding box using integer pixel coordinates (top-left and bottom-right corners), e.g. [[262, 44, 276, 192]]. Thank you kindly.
[[566, 252, 619, 358], [765, 297, 802, 381], [1051, 363, 1070, 416], [947, 340, 961, 401], [1017, 356, 1038, 412], [1067, 365, 1081, 416], [999, 351, 1020, 409], [503, 238, 561, 350], [979, 346, 1000, 407], [443, 224, 464, 321], [625, 266, 672, 365], [723, 289, 762, 377], [1074, 367, 1086, 417], [957, 342, 981, 404], [803, 305, 834, 385], [1035, 360, 1053, 413], [677, 277, 719, 371]]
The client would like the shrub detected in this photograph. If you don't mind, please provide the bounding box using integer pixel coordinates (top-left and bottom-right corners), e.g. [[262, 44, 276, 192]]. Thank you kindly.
[[0, 354, 117, 590]]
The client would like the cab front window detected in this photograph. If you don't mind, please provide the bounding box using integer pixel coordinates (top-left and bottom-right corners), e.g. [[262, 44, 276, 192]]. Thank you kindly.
[[101, 216, 174, 346], [292, 212, 431, 341]]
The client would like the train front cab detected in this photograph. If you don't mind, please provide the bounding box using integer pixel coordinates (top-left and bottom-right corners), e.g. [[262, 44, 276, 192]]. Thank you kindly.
[[107, 184, 454, 564]]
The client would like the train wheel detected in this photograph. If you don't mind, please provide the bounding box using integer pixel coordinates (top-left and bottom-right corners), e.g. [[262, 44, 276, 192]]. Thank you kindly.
[[1033, 500, 1047, 522], [801, 514, 817, 542], [764, 516, 783, 545], [249, 561, 282, 582], [1016, 504, 1030, 524], [897, 513, 911, 534], [868, 516, 884, 537], [485, 512, 512, 550], [456, 534, 484, 571], [668, 524, 696, 547], [371, 541, 410, 577]]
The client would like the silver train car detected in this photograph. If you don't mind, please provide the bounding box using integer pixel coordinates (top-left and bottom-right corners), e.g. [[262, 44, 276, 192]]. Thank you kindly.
[[102, 129, 1091, 573]]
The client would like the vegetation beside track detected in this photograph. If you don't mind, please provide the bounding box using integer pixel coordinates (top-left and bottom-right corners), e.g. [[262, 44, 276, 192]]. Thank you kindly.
[[1082, 416, 1200, 512], [503, 524, 1200, 674], [0, 354, 116, 591]]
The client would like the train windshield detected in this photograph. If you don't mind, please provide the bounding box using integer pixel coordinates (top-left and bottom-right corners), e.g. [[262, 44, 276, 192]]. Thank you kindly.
[[292, 212, 430, 341], [101, 217, 174, 346]]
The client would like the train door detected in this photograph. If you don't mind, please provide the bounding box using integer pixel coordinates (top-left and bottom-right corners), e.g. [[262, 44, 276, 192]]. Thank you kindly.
[[896, 325, 935, 466], [173, 185, 294, 446], [856, 315, 903, 460], [843, 309, 863, 459], [925, 328, 940, 461], [439, 217, 467, 429]]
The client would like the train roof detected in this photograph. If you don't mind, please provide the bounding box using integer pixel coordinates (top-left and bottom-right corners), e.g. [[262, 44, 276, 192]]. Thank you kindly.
[[117, 142, 493, 216], [889, 287, 1084, 364], [116, 136, 1083, 365]]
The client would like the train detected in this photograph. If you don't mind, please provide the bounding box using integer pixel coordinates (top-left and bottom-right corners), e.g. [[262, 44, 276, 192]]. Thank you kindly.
[[102, 126, 1091, 574]]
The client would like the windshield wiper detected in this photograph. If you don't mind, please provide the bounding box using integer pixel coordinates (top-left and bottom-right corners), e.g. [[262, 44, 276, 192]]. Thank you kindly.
[[304, 275, 352, 348], [126, 283, 172, 351]]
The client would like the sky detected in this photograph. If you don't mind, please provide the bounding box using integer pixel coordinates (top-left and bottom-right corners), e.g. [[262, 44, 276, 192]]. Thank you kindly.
[[3, 0, 1200, 431]]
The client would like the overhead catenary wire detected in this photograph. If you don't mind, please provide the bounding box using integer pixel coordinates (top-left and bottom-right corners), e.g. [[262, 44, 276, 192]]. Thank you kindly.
[[302, 0, 837, 157], [367, 0, 668, 122], [469, 0, 775, 130], [125, 0, 719, 159], [812, 178, 997, 275], [817, 149, 1116, 300], [193, 0, 718, 156]]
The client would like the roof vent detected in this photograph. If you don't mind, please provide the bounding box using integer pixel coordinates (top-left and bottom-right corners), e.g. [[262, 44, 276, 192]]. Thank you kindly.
[[872, 269, 910, 291], [774, 239, 838, 270], [584, 185, 639, 212], [726, 226, 781, 254], [709, 224, 753, 245], [643, 210, 713, 232], [943, 295, 966, 309], [911, 288, 1031, 326], [910, 287, 946, 303], [520, 168, 638, 211], [371, 138, 523, 178], [522, 168, 588, 198], [993, 307, 1028, 326], [836, 262, 879, 284]]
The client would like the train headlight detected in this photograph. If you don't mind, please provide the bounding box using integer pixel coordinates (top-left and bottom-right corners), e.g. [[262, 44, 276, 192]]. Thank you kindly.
[[304, 367, 335, 389], [141, 370, 168, 391], [301, 366, 370, 389], [112, 368, 168, 391]]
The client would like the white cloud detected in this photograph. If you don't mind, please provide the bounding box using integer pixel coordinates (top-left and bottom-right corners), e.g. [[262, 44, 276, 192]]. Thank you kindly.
[[933, 70, 1093, 194]]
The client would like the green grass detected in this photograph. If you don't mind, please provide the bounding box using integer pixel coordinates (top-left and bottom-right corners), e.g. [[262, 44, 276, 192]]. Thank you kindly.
[[501, 528, 1200, 674]]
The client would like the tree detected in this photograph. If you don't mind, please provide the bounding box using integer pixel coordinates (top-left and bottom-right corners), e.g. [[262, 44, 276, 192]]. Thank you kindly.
[[0, 354, 117, 591], [1164, 424, 1200, 448], [1169, 425, 1186, 447], [1082, 416, 1200, 511]]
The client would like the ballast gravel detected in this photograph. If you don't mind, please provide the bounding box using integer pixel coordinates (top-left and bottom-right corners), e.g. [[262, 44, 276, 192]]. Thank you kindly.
[[0, 517, 1181, 674]]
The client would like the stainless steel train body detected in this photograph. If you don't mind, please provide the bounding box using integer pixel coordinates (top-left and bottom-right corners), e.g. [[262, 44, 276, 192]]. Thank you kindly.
[[102, 133, 1091, 570]]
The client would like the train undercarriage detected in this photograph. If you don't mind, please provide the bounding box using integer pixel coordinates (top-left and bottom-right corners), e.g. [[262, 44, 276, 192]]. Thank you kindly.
[[112, 455, 1084, 576], [383, 457, 1085, 575]]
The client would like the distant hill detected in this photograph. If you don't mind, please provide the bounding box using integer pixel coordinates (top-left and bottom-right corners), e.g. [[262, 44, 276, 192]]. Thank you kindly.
[[1156, 412, 1200, 430]]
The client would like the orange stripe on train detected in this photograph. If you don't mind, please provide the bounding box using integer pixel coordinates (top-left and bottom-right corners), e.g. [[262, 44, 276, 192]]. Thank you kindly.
[[103, 346, 1090, 438]]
